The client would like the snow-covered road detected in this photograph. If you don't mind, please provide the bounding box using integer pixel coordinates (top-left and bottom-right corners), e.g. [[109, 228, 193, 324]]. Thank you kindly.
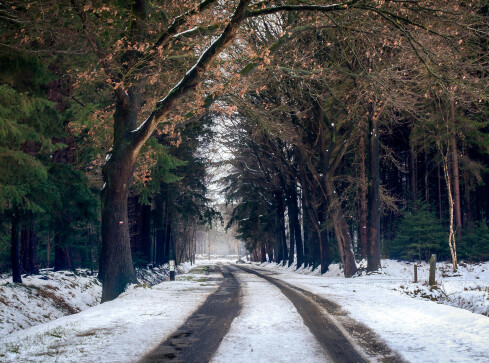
[[1, 259, 488, 362], [212, 266, 329, 363]]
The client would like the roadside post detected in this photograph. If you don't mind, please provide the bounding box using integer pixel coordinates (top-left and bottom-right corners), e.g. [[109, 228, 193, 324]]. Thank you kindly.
[[429, 254, 436, 286], [414, 262, 418, 283], [169, 260, 175, 281]]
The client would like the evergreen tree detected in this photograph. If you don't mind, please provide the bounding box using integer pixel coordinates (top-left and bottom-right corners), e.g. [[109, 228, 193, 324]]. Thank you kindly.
[[391, 204, 448, 261], [0, 54, 63, 281]]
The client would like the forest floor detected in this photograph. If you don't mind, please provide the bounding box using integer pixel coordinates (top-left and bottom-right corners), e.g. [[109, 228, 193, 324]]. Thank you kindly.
[[0, 259, 487, 362]]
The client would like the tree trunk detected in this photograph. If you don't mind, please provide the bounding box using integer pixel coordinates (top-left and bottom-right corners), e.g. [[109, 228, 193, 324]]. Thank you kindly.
[[300, 169, 322, 269], [325, 177, 357, 277], [438, 164, 443, 219], [302, 195, 310, 267], [441, 153, 458, 272], [154, 197, 166, 265], [164, 216, 172, 263], [288, 184, 303, 268], [410, 140, 417, 209], [368, 111, 381, 272], [450, 99, 462, 237], [464, 170, 472, 229], [11, 216, 22, 283], [99, 153, 138, 302], [260, 243, 267, 263], [359, 131, 368, 259], [319, 206, 330, 274], [54, 235, 73, 271], [287, 187, 295, 267], [20, 217, 38, 275], [141, 202, 152, 265], [424, 148, 429, 203], [265, 240, 273, 263], [274, 191, 287, 264]]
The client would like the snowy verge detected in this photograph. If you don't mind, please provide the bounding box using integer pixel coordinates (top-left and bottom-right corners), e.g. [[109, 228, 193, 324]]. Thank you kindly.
[[0, 270, 101, 338], [255, 259, 489, 316], [248, 260, 489, 362], [0, 265, 220, 362], [0, 263, 193, 339]]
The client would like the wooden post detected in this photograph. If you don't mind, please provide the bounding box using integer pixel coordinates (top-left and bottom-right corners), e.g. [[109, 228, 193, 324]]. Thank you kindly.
[[414, 262, 418, 283], [169, 260, 175, 281], [429, 254, 436, 286]]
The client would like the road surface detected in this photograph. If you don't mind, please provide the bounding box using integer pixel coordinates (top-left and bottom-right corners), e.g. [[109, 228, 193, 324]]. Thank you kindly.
[[141, 264, 403, 363]]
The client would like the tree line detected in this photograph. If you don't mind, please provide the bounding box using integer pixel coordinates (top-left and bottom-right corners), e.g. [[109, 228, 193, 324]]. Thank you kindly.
[[0, 0, 488, 301], [223, 1, 489, 274]]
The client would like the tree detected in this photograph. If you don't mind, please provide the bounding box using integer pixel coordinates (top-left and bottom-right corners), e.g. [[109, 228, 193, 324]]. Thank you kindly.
[[391, 203, 448, 261], [0, 54, 63, 282], [4, 0, 488, 299]]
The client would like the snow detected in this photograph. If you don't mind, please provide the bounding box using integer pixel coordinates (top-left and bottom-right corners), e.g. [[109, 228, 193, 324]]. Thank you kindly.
[[0, 264, 191, 339], [250, 259, 489, 362], [0, 265, 219, 362], [256, 259, 489, 316], [0, 270, 101, 338], [212, 267, 329, 363], [1, 259, 488, 362]]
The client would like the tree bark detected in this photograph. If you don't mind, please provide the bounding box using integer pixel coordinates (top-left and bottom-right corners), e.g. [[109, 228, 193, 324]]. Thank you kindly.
[[287, 186, 295, 267], [288, 184, 303, 268], [450, 98, 462, 237], [325, 177, 357, 277], [154, 197, 166, 265], [441, 149, 458, 272], [99, 150, 138, 302], [300, 166, 322, 269], [260, 243, 267, 263], [20, 217, 38, 275], [274, 191, 287, 264], [464, 170, 472, 229], [438, 164, 442, 219], [410, 141, 417, 209], [319, 206, 330, 274], [11, 216, 22, 283], [359, 130, 368, 259], [367, 108, 381, 271]]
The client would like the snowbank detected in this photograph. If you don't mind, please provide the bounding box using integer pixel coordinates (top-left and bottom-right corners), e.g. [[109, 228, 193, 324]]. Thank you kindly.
[[0, 265, 219, 362], [0, 270, 101, 338], [0, 263, 194, 339], [256, 259, 489, 316]]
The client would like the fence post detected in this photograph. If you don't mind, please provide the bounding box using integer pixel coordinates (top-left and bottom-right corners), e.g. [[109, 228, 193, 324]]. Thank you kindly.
[[429, 254, 437, 286], [414, 262, 418, 283], [169, 260, 175, 281]]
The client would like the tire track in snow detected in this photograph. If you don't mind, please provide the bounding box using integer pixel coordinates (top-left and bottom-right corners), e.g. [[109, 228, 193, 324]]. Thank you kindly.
[[237, 265, 407, 363], [140, 265, 241, 363], [212, 264, 330, 363], [235, 265, 369, 363]]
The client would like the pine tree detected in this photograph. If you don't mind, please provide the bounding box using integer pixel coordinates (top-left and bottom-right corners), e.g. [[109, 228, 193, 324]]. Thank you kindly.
[[391, 203, 448, 261]]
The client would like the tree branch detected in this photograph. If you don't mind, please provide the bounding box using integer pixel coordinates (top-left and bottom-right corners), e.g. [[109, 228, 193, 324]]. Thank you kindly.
[[246, 0, 361, 18], [131, 0, 252, 152]]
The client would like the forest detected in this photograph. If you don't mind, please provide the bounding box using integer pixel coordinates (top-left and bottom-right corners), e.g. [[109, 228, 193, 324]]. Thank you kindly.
[[0, 0, 488, 303]]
